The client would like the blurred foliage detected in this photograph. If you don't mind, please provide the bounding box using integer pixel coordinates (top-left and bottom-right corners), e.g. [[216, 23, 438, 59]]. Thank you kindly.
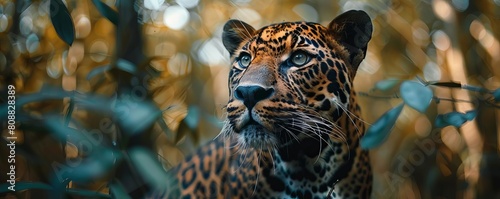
[[0, 0, 499, 198]]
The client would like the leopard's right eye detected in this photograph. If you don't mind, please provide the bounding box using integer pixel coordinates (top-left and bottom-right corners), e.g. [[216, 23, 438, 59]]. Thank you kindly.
[[237, 53, 252, 69], [289, 51, 311, 66]]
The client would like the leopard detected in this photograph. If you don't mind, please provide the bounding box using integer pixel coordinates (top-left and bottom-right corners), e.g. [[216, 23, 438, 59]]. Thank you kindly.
[[150, 10, 373, 199]]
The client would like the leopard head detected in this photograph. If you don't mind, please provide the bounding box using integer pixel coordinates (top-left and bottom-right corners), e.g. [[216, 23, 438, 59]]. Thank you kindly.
[[221, 10, 372, 158]]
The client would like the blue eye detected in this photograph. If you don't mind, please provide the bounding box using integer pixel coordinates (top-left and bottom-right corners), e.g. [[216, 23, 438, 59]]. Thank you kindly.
[[290, 51, 311, 66], [238, 53, 252, 68]]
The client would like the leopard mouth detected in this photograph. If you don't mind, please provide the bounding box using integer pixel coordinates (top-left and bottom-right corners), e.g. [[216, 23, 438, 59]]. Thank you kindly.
[[236, 120, 277, 150]]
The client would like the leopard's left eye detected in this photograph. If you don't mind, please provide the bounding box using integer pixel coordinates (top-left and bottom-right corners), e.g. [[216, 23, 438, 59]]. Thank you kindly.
[[290, 51, 311, 66], [238, 52, 252, 69]]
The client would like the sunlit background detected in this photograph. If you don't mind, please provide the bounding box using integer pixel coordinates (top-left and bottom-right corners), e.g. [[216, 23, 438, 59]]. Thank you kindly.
[[1, 0, 500, 198]]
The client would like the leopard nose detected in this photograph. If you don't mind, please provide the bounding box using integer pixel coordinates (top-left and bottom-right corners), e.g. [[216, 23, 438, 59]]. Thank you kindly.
[[234, 85, 274, 109]]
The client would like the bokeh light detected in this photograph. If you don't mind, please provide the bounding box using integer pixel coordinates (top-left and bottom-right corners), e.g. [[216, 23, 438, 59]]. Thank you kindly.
[[433, 0, 453, 21], [47, 54, 63, 78], [163, 5, 189, 30], [19, 15, 33, 35], [167, 52, 191, 76], [293, 4, 318, 22], [231, 8, 261, 27], [451, 0, 469, 12], [0, 14, 8, 32], [414, 116, 431, 137], [423, 62, 441, 82], [25, 33, 40, 54], [432, 30, 450, 51], [154, 42, 177, 58], [144, 0, 165, 10], [89, 40, 109, 63], [75, 16, 91, 38], [177, 0, 200, 9], [197, 38, 228, 67]]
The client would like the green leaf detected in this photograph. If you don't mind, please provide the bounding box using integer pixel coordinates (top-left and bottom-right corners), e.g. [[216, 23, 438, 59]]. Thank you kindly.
[[68, 149, 118, 182], [493, 88, 500, 102], [361, 103, 404, 149], [16, 86, 71, 107], [91, 0, 119, 25], [109, 181, 132, 199], [205, 114, 224, 129], [435, 112, 468, 128], [0, 182, 52, 193], [462, 84, 488, 93], [115, 100, 160, 136], [400, 81, 433, 113], [73, 94, 113, 112], [184, 106, 200, 129], [116, 59, 137, 74], [434, 115, 447, 128], [87, 65, 112, 80], [129, 148, 170, 190], [50, 0, 75, 45], [64, 94, 75, 126], [44, 116, 119, 182], [464, 110, 477, 121], [45, 115, 87, 141], [374, 79, 400, 91]]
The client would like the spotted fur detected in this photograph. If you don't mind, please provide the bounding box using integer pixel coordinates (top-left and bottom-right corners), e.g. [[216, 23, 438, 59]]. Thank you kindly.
[[151, 10, 373, 199]]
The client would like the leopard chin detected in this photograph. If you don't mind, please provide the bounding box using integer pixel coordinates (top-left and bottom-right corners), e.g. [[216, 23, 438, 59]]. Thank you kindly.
[[235, 123, 278, 151]]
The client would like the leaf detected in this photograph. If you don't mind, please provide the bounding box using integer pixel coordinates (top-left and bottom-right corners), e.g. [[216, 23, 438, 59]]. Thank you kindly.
[[435, 112, 468, 128], [0, 86, 71, 122], [91, 0, 119, 25], [493, 88, 500, 102], [115, 100, 160, 136], [374, 79, 400, 91], [50, 0, 75, 45], [205, 114, 224, 129], [116, 59, 137, 74], [109, 181, 132, 199], [16, 86, 71, 107], [434, 114, 448, 128], [87, 65, 112, 80], [68, 149, 118, 182], [462, 84, 488, 93], [39, 112, 73, 136], [44, 116, 119, 182], [73, 94, 113, 112], [429, 81, 462, 88], [361, 103, 404, 149], [0, 182, 52, 193], [184, 106, 200, 129], [464, 110, 477, 121], [400, 81, 433, 113], [129, 148, 170, 190], [64, 94, 75, 126]]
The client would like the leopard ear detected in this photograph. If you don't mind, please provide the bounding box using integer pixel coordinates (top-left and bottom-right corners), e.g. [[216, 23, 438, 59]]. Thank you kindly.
[[222, 20, 256, 56], [328, 10, 372, 68]]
